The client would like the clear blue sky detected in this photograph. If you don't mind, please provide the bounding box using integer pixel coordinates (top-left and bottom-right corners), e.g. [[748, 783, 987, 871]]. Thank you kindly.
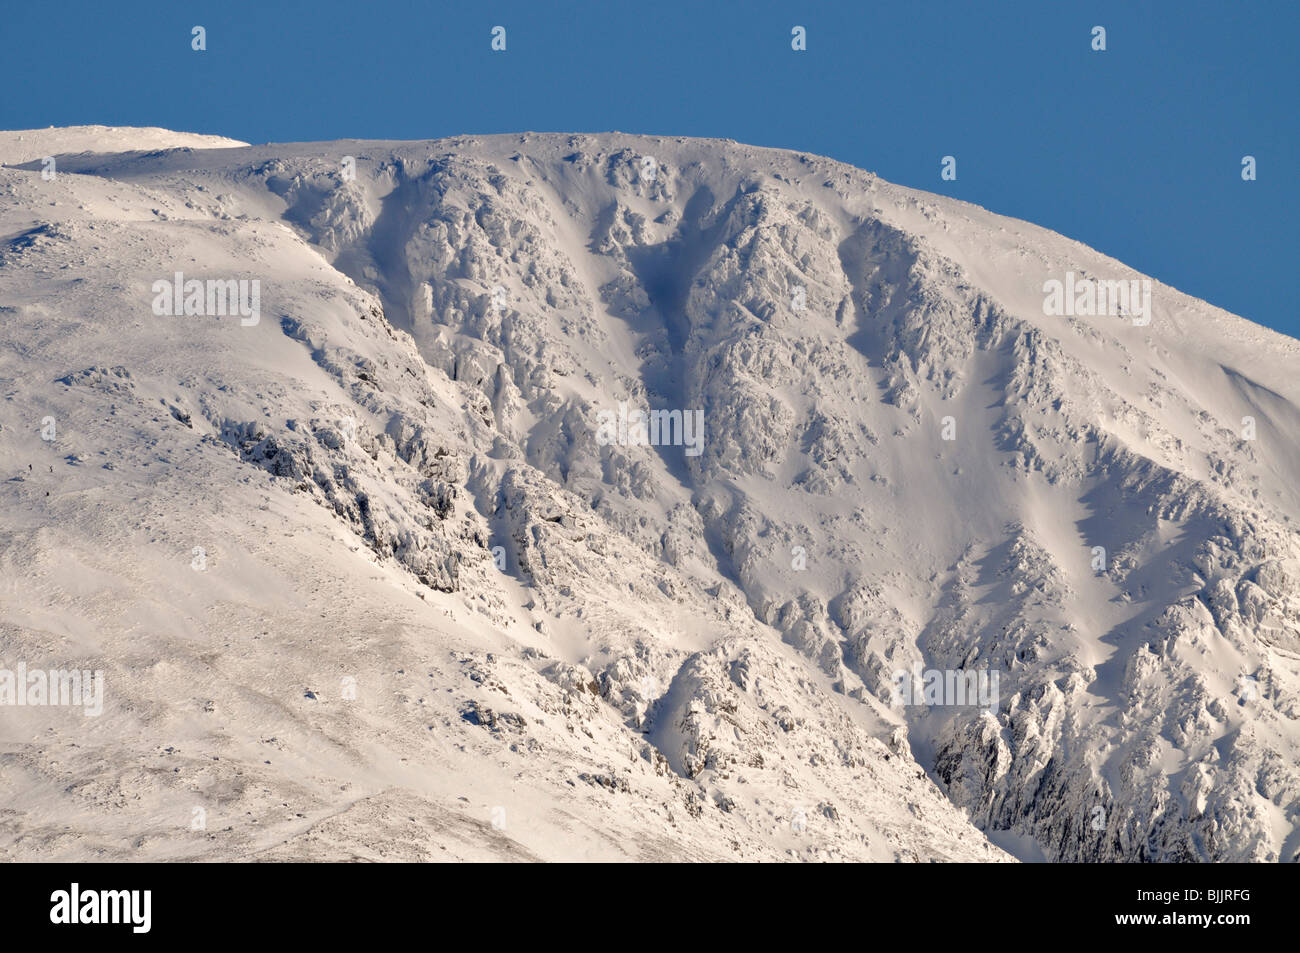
[[4, 0, 1296, 338]]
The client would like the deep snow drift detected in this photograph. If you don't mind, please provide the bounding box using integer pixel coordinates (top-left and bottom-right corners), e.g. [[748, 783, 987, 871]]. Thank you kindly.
[[1, 127, 1297, 862]]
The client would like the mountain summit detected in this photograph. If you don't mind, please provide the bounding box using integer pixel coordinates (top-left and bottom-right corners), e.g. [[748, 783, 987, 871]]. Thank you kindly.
[[1, 127, 1296, 862]]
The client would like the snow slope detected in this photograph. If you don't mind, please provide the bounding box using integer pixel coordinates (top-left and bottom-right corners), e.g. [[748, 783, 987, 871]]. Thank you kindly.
[[0, 126, 247, 166], [0, 127, 1296, 862]]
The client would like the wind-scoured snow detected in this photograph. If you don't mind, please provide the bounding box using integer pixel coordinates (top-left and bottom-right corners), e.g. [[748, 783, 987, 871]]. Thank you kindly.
[[0, 128, 1296, 862]]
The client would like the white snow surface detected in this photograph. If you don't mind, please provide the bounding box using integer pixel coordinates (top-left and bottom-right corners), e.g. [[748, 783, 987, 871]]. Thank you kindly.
[[1, 127, 1297, 862], [0, 126, 247, 166]]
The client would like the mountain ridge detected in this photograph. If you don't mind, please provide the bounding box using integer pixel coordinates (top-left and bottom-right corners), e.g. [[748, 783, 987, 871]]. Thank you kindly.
[[1, 126, 1296, 862]]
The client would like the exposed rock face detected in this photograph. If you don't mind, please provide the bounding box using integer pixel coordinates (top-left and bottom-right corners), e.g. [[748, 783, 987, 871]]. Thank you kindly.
[[1, 128, 1296, 862]]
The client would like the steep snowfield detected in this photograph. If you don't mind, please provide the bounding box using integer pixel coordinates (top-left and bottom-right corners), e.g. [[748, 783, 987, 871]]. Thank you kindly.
[[0, 127, 1296, 862]]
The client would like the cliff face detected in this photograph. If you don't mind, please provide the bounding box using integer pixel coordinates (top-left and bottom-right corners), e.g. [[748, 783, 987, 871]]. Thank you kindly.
[[1, 128, 1296, 861]]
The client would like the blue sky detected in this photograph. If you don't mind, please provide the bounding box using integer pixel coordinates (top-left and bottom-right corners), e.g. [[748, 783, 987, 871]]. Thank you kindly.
[[4, 0, 1296, 338]]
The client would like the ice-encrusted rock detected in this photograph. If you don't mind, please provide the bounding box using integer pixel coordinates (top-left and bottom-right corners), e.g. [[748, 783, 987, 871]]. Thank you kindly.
[[3, 127, 1297, 862]]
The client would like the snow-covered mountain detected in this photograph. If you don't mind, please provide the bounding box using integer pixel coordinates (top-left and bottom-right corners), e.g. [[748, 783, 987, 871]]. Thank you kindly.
[[1, 126, 1296, 862]]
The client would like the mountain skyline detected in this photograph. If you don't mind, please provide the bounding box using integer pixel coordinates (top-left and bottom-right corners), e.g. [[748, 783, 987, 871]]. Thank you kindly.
[[2, 0, 1296, 339]]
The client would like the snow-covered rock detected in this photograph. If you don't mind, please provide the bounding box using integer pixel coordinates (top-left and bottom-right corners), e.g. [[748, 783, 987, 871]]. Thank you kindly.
[[1, 126, 1296, 862]]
